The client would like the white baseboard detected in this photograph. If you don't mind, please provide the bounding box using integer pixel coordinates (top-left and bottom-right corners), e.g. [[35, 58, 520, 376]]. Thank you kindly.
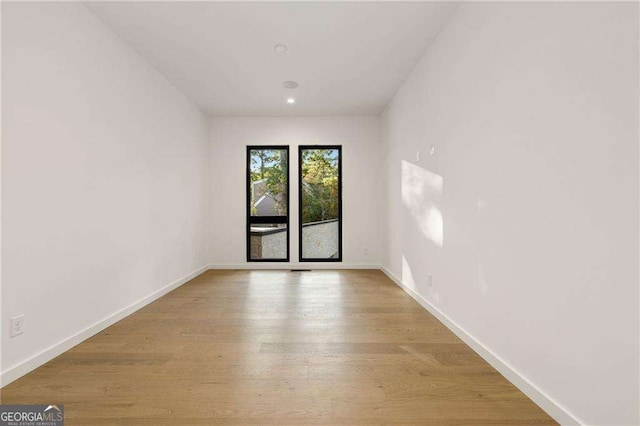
[[0, 265, 209, 388], [380, 266, 582, 426], [208, 263, 380, 270]]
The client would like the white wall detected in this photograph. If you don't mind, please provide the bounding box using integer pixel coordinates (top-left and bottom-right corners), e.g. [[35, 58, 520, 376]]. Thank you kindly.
[[209, 116, 381, 267], [1, 3, 209, 381], [382, 2, 639, 425]]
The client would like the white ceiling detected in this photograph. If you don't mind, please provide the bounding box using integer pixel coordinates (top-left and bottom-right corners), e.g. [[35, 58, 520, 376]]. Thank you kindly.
[[86, 2, 458, 117]]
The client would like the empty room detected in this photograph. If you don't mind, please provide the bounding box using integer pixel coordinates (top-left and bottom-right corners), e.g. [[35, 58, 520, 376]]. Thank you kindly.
[[1, 1, 638, 425]]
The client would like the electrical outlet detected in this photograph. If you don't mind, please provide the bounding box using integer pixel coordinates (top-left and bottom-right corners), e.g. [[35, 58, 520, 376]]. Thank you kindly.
[[416, 150, 421, 162], [426, 273, 433, 287], [363, 247, 369, 256], [11, 315, 24, 337]]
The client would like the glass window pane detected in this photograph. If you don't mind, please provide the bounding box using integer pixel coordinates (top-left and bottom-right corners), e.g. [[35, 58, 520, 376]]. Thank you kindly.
[[247, 146, 289, 262], [249, 148, 288, 216], [249, 224, 288, 260], [300, 147, 341, 261]]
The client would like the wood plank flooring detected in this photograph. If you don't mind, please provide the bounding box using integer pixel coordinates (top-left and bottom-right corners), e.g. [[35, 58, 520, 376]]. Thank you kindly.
[[0, 269, 557, 425]]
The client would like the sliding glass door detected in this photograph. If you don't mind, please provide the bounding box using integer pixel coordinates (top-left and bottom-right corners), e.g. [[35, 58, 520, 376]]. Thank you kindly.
[[298, 146, 342, 262], [246, 146, 289, 261]]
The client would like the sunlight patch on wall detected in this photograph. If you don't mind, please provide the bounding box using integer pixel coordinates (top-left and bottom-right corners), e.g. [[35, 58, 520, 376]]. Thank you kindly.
[[478, 263, 489, 295], [401, 160, 444, 247], [401, 255, 417, 292]]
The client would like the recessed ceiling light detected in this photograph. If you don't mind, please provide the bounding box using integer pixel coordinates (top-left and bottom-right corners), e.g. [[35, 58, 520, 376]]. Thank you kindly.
[[282, 81, 299, 89], [274, 44, 288, 54], [287, 98, 295, 104]]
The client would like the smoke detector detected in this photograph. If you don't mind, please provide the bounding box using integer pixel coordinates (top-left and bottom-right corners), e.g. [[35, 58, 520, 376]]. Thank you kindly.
[[274, 44, 288, 54]]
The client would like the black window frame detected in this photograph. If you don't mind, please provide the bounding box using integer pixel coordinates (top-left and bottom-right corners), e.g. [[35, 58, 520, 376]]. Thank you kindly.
[[298, 145, 343, 263], [246, 145, 290, 262]]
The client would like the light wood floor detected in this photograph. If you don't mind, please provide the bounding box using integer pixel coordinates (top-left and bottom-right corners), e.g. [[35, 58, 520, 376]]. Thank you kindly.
[[1, 269, 556, 425]]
